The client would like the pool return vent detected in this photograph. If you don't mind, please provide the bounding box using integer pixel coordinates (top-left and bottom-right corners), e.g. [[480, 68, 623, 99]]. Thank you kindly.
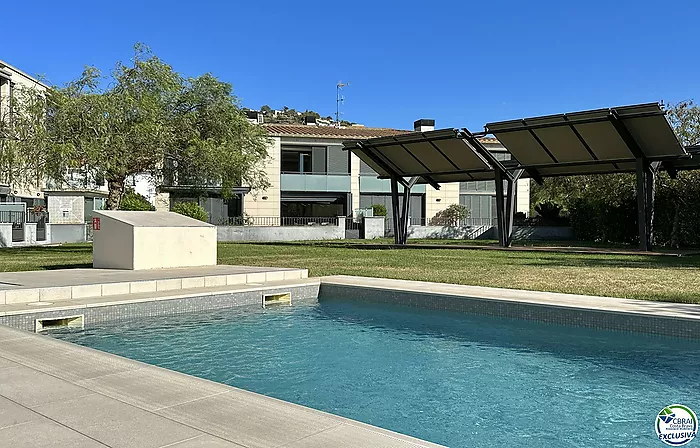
[[35, 315, 84, 333], [263, 292, 291, 308]]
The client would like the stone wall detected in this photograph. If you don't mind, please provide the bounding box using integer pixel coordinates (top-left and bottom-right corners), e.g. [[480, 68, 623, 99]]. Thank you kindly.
[[218, 217, 345, 242], [363, 217, 385, 239]]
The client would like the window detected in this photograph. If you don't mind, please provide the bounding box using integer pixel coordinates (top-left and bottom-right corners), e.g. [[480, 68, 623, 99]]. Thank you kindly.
[[281, 149, 313, 173]]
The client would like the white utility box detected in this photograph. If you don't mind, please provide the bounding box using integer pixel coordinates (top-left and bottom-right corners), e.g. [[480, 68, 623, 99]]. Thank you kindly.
[[92, 211, 217, 270]]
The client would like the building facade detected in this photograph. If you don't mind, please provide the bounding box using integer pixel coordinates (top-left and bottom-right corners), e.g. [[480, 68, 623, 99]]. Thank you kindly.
[[243, 120, 530, 228], [0, 60, 49, 208]]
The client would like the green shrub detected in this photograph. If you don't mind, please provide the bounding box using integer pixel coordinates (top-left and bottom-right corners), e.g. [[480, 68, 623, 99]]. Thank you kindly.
[[429, 204, 470, 226], [119, 189, 155, 211], [172, 201, 209, 222], [534, 200, 562, 220], [371, 204, 387, 217]]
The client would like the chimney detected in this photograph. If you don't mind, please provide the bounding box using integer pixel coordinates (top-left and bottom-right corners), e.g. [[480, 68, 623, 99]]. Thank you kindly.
[[304, 115, 317, 126], [414, 119, 435, 132]]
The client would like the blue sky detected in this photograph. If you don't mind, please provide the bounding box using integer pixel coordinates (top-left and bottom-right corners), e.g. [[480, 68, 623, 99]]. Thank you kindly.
[[5, 0, 699, 130]]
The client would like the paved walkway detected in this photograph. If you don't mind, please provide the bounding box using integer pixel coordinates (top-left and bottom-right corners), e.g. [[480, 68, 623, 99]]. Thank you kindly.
[[0, 324, 442, 448], [0, 266, 309, 306], [0, 266, 304, 290]]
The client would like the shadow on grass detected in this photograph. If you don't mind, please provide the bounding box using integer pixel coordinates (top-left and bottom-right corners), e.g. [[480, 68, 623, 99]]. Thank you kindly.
[[40, 263, 93, 270]]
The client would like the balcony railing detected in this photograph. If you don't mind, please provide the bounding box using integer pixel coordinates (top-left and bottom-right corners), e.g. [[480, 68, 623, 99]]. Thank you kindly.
[[219, 216, 339, 227]]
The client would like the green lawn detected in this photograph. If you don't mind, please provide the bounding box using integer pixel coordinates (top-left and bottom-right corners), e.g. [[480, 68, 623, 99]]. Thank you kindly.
[[3, 242, 700, 304]]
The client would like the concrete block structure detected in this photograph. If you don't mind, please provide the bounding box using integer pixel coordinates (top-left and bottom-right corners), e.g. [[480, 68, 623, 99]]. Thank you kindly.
[[92, 211, 216, 270]]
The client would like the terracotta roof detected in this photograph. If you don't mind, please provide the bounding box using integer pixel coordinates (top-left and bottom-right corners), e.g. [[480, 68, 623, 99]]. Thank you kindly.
[[479, 137, 501, 144], [263, 124, 410, 140], [262, 123, 501, 145]]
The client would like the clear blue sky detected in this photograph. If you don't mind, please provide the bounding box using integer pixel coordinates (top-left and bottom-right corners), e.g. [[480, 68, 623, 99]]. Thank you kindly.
[[5, 0, 699, 131]]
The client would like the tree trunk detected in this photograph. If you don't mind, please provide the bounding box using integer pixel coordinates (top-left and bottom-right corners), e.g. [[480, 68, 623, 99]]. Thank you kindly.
[[106, 177, 126, 210]]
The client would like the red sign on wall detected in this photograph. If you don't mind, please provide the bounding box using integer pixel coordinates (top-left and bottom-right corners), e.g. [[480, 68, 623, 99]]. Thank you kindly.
[[92, 217, 100, 231]]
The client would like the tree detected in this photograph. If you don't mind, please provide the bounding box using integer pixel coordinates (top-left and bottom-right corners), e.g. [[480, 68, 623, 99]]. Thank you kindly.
[[172, 201, 208, 222], [118, 189, 155, 211], [17, 44, 270, 209], [0, 83, 57, 195], [429, 204, 470, 226]]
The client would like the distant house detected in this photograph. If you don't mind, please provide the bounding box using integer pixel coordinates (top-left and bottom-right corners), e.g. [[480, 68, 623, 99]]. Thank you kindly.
[[0, 60, 50, 208], [239, 118, 530, 228]]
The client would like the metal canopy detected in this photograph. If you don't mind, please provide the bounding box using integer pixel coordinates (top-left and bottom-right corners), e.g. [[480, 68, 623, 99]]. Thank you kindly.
[[344, 128, 518, 246], [343, 128, 507, 189], [485, 103, 687, 179], [344, 102, 695, 251]]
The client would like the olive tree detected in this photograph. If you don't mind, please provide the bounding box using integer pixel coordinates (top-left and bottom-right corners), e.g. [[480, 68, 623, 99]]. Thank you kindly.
[[39, 44, 269, 209]]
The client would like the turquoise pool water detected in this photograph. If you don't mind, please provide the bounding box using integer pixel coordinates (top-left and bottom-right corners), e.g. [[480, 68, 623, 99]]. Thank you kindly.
[[52, 299, 699, 447]]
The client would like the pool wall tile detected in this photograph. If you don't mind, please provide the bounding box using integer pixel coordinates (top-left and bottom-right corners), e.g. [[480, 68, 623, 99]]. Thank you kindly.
[[319, 284, 700, 340]]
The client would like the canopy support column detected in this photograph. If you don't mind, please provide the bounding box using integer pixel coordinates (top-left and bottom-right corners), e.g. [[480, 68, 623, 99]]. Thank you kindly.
[[504, 177, 516, 247], [390, 175, 402, 245], [494, 169, 507, 247], [636, 158, 655, 251], [400, 185, 412, 245]]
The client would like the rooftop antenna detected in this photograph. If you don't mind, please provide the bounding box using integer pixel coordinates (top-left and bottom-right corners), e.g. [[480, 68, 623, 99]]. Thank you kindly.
[[336, 81, 349, 127]]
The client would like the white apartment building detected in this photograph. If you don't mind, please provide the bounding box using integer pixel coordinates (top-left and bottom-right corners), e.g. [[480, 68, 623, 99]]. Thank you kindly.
[[0, 59, 49, 207], [241, 119, 530, 229]]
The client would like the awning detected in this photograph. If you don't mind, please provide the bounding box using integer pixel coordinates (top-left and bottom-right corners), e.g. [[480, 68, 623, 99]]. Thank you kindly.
[[343, 128, 509, 188], [485, 103, 688, 178]]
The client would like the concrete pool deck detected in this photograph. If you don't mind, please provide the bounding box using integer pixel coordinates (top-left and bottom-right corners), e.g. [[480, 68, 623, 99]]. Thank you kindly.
[[2, 270, 700, 447], [0, 324, 444, 448], [0, 266, 308, 305]]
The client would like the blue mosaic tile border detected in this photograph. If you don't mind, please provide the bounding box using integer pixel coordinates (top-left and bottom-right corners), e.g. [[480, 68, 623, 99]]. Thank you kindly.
[[0, 284, 320, 333], [319, 284, 700, 340]]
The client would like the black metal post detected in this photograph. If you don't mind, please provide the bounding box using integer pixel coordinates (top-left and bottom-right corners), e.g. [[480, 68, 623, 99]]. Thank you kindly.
[[645, 163, 656, 249], [390, 175, 401, 245], [636, 158, 650, 251], [504, 178, 517, 247], [494, 169, 506, 247], [401, 186, 412, 245]]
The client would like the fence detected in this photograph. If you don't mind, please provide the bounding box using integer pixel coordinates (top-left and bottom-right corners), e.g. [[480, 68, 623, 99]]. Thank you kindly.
[[217, 216, 345, 242], [385, 217, 497, 237], [27, 211, 48, 241], [0, 210, 50, 243], [219, 216, 339, 227]]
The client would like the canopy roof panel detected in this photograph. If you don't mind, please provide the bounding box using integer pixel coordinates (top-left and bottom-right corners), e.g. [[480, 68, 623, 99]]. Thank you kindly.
[[343, 128, 504, 186], [485, 103, 687, 177]]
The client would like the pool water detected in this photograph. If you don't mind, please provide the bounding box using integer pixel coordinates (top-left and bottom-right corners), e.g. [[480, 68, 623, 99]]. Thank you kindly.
[[51, 299, 700, 447]]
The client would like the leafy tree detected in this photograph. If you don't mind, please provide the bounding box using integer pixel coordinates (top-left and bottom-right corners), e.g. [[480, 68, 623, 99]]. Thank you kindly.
[[10, 44, 270, 210], [429, 204, 470, 226], [172, 201, 208, 222], [371, 204, 387, 216], [118, 189, 155, 211], [0, 84, 57, 194]]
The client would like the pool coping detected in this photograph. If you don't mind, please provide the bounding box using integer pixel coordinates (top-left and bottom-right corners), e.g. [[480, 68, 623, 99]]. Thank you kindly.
[[319, 275, 700, 323], [0, 278, 320, 317], [0, 266, 309, 306], [0, 322, 444, 448]]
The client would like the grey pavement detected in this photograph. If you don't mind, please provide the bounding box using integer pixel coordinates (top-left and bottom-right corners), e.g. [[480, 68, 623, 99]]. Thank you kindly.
[[0, 324, 444, 448]]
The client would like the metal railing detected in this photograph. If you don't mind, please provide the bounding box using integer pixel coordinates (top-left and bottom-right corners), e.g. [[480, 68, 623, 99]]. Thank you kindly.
[[401, 217, 497, 227], [0, 210, 26, 242], [219, 216, 339, 227]]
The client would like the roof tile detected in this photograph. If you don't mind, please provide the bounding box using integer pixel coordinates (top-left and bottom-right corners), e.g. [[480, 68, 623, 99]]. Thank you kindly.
[[262, 124, 501, 144]]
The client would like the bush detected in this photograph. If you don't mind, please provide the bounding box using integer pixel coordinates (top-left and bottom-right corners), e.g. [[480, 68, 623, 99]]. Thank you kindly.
[[371, 204, 387, 217], [119, 189, 155, 211], [172, 201, 209, 222], [534, 200, 562, 220], [429, 204, 470, 226], [568, 194, 637, 244]]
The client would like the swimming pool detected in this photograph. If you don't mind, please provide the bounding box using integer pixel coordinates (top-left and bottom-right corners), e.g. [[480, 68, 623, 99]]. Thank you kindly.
[[51, 298, 699, 447]]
